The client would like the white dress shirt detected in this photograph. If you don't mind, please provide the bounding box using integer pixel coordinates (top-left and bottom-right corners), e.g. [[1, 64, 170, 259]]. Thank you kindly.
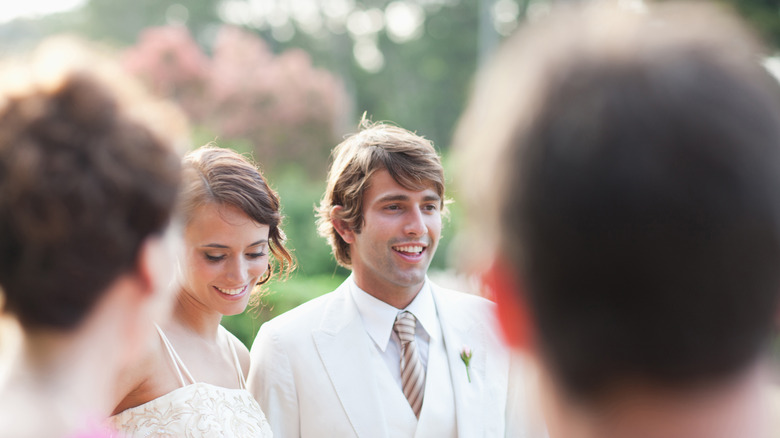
[[349, 276, 440, 390]]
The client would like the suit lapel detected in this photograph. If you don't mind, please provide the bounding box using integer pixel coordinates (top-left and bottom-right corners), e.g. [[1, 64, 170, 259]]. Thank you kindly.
[[434, 286, 485, 438], [312, 282, 389, 438]]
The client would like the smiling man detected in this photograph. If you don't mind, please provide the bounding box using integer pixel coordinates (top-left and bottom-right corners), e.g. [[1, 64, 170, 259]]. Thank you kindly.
[[248, 120, 523, 437]]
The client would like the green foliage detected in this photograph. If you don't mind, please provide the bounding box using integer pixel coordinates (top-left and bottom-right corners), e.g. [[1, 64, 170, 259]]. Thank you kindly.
[[222, 273, 347, 347], [81, 0, 221, 46], [270, 166, 349, 278], [261, 1, 482, 151], [367, 1, 480, 151], [718, 0, 780, 48], [435, 150, 468, 271]]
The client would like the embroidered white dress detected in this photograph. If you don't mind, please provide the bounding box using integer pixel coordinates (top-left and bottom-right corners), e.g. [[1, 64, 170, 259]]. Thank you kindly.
[[109, 326, 272, 438]]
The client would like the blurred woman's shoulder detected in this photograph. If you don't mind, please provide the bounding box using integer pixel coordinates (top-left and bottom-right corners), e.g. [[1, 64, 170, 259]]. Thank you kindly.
[[111, 326, 179, 416]]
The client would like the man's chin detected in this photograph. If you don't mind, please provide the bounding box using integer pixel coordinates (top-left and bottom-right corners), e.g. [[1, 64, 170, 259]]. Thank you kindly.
[[393, 270, 428, 290]]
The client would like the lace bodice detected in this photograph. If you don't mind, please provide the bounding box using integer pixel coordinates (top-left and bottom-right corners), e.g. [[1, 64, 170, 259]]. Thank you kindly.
[[109, 325, 272, 438], [109, 382, 271, 437]]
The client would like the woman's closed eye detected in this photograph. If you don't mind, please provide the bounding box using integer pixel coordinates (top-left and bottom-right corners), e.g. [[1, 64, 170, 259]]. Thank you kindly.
[[246, 251, 266, 259], [205, 253, 226, 262]]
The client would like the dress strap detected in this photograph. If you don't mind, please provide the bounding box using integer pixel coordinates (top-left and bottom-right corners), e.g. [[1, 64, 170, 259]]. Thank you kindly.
[[221, 326, 247, 389], [155, 324, 197, 387]]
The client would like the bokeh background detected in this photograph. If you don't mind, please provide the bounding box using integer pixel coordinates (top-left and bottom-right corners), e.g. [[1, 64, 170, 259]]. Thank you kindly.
[[1, 0, 779, 362]]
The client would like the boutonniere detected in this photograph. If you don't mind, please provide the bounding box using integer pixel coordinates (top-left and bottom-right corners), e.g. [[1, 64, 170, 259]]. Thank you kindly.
[[460, 345, 472, 383]]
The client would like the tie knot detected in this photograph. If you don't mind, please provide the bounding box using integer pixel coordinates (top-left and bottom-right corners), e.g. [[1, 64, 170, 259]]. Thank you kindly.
[[394, 311, 417, 344]]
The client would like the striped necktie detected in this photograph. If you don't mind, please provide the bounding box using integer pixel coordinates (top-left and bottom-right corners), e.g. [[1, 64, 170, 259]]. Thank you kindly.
[[393, 311, 425, 418]]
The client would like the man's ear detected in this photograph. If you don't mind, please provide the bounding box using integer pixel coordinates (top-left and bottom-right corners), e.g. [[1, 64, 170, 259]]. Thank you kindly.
[[135, 239, 157, 297], [331, 205, 356, 244], [133, 234, 177, 309], [482, 256, 534, 351]]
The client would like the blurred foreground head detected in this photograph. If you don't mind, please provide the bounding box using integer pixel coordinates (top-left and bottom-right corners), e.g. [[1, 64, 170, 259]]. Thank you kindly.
[[456, 1, 780, 402], [0, 38, 188, 331]]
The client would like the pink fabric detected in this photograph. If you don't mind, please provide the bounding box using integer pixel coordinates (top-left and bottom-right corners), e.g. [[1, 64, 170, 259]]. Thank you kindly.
[[68, 433, 111, 438], [65, 421, 115, 438]]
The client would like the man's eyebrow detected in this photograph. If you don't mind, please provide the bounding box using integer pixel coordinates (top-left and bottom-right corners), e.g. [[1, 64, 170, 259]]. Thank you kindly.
[[377, 194, 410, 203], [376, 194, 441, 203]]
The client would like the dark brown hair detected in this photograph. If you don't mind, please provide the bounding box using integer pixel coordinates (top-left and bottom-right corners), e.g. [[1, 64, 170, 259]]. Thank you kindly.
[[0, 46, 185, 330]]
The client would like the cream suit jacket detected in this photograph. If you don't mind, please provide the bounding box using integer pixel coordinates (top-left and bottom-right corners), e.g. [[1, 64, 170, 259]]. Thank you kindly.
[[247, 279, 529, 438]]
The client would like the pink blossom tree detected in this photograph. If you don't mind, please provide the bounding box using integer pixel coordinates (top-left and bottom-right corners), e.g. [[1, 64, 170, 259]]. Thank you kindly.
[[123, 25, 349, 175]]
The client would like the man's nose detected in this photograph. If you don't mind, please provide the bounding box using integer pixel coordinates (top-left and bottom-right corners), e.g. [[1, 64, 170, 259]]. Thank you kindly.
[[404, 207, 427, 237]]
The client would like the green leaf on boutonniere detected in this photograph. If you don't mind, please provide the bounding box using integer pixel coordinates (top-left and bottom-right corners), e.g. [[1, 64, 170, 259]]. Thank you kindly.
[[460, 345, 472, 383]]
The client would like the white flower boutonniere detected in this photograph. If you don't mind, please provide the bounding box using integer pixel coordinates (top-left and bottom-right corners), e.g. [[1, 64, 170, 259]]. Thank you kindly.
[[460, 345, 473, 383]]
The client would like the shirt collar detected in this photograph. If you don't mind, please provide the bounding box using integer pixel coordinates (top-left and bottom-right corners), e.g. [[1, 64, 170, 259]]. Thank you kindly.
[[348, 275, 439, 352]]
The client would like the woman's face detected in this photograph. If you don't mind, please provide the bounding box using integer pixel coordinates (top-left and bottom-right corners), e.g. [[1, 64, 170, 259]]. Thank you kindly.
[[179, 203, 270, 316]]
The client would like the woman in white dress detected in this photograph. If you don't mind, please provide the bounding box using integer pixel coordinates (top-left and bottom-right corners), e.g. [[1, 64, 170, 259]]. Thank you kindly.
[[111, 146, 294, 437]]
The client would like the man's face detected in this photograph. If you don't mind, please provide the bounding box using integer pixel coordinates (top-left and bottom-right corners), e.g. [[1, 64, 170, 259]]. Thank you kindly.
[[344, 169, 442, 307]]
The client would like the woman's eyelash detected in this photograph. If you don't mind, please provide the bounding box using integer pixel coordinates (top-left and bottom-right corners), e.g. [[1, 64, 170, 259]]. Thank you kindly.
[[205, 252, 265, 261]]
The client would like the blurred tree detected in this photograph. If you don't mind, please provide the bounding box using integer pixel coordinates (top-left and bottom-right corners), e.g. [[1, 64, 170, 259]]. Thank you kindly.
[[8, 0, 779, 151], [122, 25, 348, 176], [242, 0, 484, 150], [121, 26, 210, 120], [717, 0, 780, 49], [359, 1, 480, 151]]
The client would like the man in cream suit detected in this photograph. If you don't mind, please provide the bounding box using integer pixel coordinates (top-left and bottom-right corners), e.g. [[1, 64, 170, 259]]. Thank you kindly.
[[248, 120, 524, 437]]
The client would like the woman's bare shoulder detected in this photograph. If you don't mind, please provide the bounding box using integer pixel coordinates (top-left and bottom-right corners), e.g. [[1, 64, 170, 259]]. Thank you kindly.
[[111, 328, 178, 415]]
